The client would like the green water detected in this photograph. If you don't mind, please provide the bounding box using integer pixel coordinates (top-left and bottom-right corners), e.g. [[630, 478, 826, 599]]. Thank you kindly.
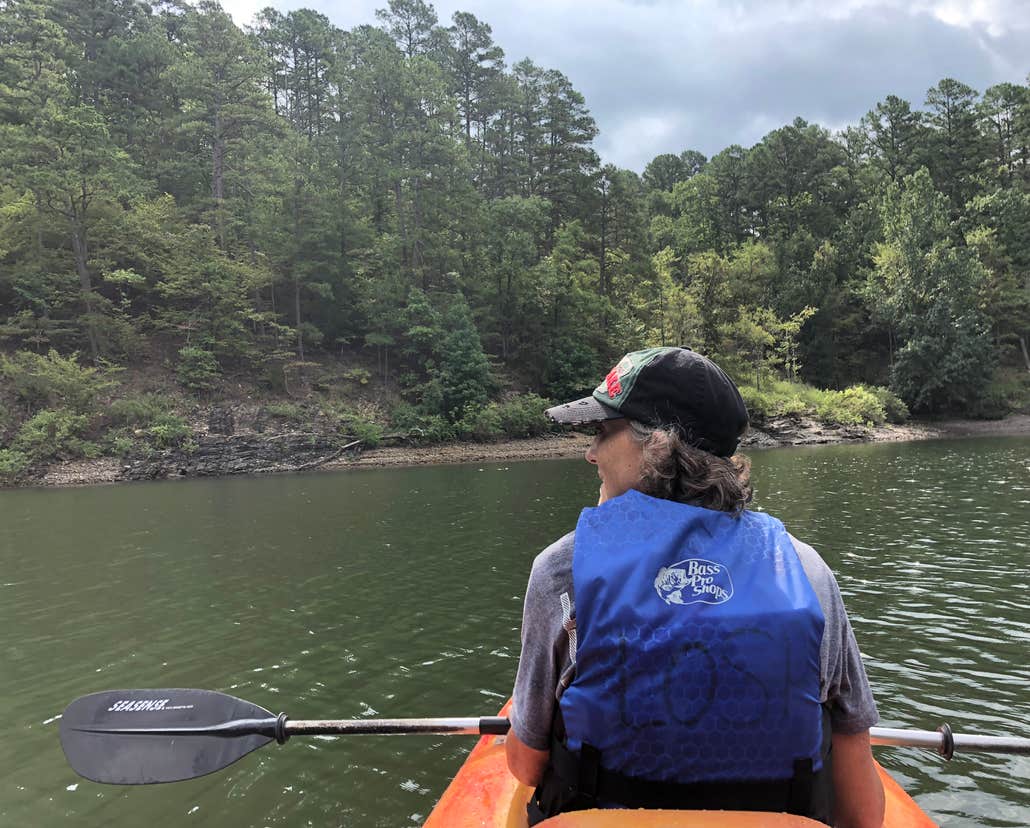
[[1, 438, 1028, 826]]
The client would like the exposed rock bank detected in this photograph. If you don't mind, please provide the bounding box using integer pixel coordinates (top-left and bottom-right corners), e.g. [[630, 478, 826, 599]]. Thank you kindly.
[[123, 432, 345, 481], [330, 415, 960, 469], [14, 413, 1030, 488]]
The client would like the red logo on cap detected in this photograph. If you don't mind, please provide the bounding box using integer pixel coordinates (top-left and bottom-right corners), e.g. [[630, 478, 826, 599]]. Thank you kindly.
[[605, 368, 623, 398]]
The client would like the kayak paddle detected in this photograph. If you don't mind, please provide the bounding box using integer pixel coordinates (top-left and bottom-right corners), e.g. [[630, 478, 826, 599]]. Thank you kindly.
[[59, 687, 1030, 785], [59, 688, 508, 784]]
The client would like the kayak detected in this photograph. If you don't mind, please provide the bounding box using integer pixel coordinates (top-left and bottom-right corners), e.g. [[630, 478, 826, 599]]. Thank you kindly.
[[423, 701, 938, 827]]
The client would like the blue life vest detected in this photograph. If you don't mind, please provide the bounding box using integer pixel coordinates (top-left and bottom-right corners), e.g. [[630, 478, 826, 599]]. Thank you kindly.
[[559, 489, 826, 785]]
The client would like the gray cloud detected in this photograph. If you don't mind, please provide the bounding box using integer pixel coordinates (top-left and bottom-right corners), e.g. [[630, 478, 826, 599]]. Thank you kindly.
[[225, 0, 1030, 172]]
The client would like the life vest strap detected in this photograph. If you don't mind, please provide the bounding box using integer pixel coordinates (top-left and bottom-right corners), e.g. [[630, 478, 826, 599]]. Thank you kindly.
[[543, 736, 817, 812]]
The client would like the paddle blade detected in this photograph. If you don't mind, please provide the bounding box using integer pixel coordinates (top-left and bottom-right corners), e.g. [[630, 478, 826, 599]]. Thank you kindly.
[[60, 688, 275, 784]]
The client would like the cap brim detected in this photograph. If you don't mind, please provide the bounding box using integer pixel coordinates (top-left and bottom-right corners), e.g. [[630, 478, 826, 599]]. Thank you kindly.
[[544, 396, 623, 426]]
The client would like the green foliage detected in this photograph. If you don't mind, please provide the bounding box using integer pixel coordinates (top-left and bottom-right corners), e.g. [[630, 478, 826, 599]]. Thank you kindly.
[[338, 411, 383, 448], [105, 432, 138, 457], [264, 402, 306, 422], [542, 339, 599, 402], [816, 386, 887, 427], [176, 347, 220, 391], [739, 380, 907, 428], [739, 388, 773, 424], [455, 403, 504, 442], [454, 394, 554, 441], [341, 367, 372, 386], [493, 394, 554, 438], [994, 370, 1030, 413], [966, 387, 1011, 420], [874, 169, 994, 413], [108, 394, 169, 427], [0, 0, 1025, 429], [434, 294, 494, 421], [967, 370, 1030, 419], [389, 403, 456, 443], [0, 448, 29, 481], [12, 409, 97, 461], [145, 413, 192, 448], [867, 386, 909, 424], [775, 395, 809, 418], [0, 350, 116, 413]]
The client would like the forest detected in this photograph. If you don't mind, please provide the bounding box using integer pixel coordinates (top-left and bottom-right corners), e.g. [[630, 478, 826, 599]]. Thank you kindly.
[[1, 0, 1029, 478]]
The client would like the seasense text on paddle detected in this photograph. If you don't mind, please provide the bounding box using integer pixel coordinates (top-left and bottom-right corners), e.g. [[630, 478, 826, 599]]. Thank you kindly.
[[106, 699, 195, 712]]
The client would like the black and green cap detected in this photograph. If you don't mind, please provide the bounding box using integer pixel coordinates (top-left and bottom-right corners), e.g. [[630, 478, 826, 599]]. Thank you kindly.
[[544, 346, 749, 457]]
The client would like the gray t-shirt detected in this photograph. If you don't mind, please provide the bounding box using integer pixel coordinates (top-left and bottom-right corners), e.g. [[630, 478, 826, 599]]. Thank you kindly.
[[510, 528, 879, 751]]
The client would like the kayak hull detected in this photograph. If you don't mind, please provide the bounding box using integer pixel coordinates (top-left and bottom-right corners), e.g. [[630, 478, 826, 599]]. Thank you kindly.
[[423, 701, 938, 827]]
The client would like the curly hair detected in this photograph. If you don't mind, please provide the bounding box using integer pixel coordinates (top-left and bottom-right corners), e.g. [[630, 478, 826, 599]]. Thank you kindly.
[[628, 420, 752, 515]]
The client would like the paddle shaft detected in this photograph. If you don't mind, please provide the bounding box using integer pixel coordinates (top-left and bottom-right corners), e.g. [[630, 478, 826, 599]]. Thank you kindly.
[[870, 726, 1030, 757], [287, 717, 510, 736], [291, 721, 1030, 753], [73, 716, 511, 739], [74, 713, 1030, 753]]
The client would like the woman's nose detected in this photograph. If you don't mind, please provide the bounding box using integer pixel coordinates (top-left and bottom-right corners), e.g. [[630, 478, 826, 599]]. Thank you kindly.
[[585, 439, 598, 465]]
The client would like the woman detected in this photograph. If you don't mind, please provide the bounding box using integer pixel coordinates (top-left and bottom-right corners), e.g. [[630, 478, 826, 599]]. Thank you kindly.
[[505, 346, 885, 828]]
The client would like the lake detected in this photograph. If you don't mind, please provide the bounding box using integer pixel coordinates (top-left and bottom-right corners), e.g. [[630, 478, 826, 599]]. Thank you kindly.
[[1, 436, 1028, 826]]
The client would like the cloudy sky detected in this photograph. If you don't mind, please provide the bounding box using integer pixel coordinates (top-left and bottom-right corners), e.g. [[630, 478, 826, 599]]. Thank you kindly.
[[222, 0, 1029, 173]]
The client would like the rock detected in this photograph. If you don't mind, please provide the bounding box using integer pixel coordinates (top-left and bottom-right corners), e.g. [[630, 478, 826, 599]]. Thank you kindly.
[[207, 407, 235, 435], [740, 428, 779, 449], [123, 433, 344, 481], [40, 458, 121, 486]]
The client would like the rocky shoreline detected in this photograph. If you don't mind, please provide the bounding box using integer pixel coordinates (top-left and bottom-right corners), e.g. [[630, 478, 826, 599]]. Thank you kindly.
[[21, 413, 1030, 489]]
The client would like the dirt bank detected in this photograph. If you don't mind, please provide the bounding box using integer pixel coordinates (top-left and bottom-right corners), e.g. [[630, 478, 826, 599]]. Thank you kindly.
[[20, 413, 1030, 487], [325, 414, 1030, 470]]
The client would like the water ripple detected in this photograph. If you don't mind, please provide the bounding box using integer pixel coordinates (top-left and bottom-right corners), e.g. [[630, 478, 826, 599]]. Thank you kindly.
[[753, 438, 1030, 827]]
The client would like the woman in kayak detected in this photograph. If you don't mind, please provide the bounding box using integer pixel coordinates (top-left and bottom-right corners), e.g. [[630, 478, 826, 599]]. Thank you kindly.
[[505, 346, 885, 828]]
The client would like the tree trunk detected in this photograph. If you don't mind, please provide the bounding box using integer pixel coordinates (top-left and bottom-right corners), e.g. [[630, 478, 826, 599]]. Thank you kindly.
[[294, 275, 304, 361], [413, 176, 425, 290], [1019, 335, 1030, 373], [293, 177, 304, 360], [70, 220, 100, 362], [212, 111, 225, 249], [394, 180, 408, 272]]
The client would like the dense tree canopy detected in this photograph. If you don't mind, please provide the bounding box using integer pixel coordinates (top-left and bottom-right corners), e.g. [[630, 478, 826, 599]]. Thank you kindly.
[[1, 0, 1028, 437]]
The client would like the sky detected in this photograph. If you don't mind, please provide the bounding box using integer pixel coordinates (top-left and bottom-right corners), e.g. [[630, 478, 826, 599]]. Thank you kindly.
[[222, 0, 1030, 173]]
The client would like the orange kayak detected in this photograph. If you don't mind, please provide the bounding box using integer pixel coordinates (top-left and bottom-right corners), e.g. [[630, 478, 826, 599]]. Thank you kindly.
[[424, 701, 938, 828]]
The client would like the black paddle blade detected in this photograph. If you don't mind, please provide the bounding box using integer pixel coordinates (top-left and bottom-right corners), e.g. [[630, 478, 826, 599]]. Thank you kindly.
[[60, 688, 277, 785]]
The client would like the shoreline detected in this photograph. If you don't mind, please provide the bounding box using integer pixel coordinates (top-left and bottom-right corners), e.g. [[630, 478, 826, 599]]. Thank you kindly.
[[21, 413, 1030, 489], [325, 413, 1030, 469]]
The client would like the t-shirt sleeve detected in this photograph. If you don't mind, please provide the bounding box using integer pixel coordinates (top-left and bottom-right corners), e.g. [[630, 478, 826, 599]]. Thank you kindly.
[[509, 533, 575, 751], [790, 535, 879, 735]]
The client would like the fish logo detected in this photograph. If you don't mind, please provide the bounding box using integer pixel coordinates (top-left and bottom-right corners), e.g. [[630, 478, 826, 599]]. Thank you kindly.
[[654, 558, 733, 605]]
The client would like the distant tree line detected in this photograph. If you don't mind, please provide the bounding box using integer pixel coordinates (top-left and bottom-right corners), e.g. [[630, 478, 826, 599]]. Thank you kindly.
[[1, 0, 1028, 428]]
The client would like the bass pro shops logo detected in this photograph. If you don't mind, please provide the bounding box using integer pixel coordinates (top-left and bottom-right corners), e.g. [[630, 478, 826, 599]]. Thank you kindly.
[[654, 558, 734, 606]]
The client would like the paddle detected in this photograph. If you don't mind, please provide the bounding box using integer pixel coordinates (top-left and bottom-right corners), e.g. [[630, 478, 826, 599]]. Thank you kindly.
[[59, 688, 1030, 786], [59, 688, 508, 784]]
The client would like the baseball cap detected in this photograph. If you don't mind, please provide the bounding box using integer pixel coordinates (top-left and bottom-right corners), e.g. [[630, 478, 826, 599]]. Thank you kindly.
[[544, 346, 749, 457]]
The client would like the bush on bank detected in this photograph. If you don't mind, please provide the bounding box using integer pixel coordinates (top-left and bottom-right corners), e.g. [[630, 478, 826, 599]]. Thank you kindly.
[[389, 393, 555, 444], [741, 380, 908, 427], [0, 350, 116, 414], [12, 409, 98, 461], [0, 448, 29, 482], [107, 393, 171, 427], [454, 394, 555, 442]]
